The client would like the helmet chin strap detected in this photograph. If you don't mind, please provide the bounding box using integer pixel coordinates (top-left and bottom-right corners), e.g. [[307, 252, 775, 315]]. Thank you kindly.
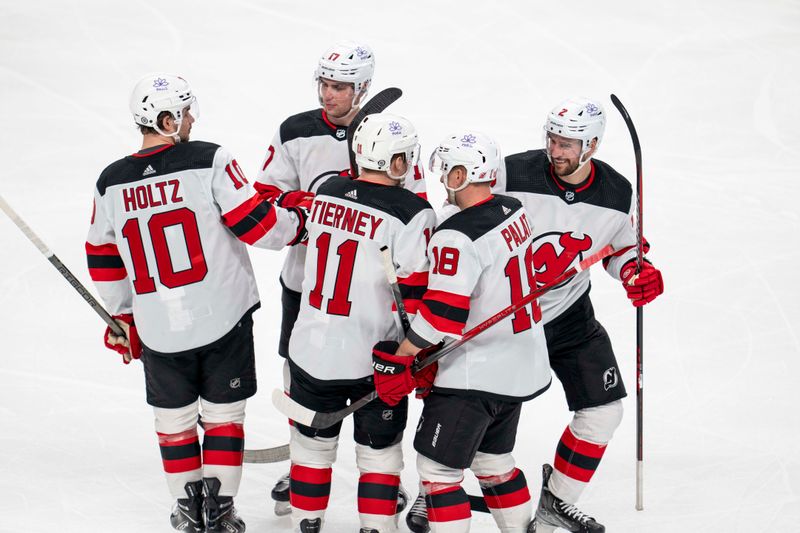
[[441, 173, 469, 205], [153, 117, 183, 143]]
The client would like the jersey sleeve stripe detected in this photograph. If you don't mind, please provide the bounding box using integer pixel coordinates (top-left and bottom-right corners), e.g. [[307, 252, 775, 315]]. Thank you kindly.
[[398, 271, 429, 314], [85, 242, 127, 282], [422, 289, 470, 309], [222, 194, 278, 244], [418, 302, 467, 336]]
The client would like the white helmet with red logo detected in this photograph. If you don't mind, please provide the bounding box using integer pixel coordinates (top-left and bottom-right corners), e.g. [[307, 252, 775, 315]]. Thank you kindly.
[[543, 97, 605, 162], [315, 41, 375, 105], [429, 131, 500, 202], [129, 73, 197, 139]]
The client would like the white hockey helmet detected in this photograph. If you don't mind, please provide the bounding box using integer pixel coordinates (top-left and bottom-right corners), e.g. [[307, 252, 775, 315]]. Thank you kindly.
[[543, 97, 605, 164], [314, 41, 375, 104], [429, 131, 500, 202], [352, 113, 419, 183], [129, 73, 197, 139]]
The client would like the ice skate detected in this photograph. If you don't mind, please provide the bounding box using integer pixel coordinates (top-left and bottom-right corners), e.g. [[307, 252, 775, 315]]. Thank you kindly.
[[272, 471, 292, 516], [203, 477, 246, 533], [298, 517, 322, 533], [405, 493, 429, 533], [534, 464, 605, 533], [169, 480, 204, 532]]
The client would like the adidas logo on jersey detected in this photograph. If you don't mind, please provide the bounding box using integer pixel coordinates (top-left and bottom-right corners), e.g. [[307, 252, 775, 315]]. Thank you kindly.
[[502, 205, 511, 215], [345, 189, 358, 201], [143, 165, 156, 176]]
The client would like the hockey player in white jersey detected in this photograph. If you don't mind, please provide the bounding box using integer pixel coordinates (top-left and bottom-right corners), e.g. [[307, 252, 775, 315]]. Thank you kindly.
[[86, 73, 307, 533], [496, 98, 663, 533], [254, 40, 424, 515], [372, 132, 551, 533], [285, 113, 435, 533]]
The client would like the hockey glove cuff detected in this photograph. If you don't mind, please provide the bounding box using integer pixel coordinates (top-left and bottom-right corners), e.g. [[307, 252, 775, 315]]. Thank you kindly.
[[412, 343, 442, 399], [286, 205, 310, 246], [372, 340, 415, 407], [621, 260, 664, 307], [104, 314, 142, 364]]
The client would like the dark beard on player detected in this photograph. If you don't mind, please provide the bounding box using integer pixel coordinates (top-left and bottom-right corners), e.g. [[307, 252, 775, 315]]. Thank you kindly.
[[552, 159, 579, 178]]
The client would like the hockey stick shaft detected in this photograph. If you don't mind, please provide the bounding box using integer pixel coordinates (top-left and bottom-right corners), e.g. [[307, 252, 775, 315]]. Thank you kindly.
[[610, 94, 645, 511], [243, 444, 290, 464], [0, 194, 126, 339], [347, 88, 403, 177], [274, 244, 618, 429], [380, 245, 411, 333]]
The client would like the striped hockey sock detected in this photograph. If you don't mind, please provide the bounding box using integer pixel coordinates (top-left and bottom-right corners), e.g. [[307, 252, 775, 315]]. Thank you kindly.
[[479, 468, 532, 531], [290, 464, 332, 523], [424, 483, 471, 533], [358, 473, 400, 529], [552, 425, 607, 502], [202, 423, 244, 497], [158, 428, 202, 499]]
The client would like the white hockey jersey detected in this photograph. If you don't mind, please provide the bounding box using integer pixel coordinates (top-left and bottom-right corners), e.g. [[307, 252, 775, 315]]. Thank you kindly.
[[288, 176, 435, 382], [494, 150, 638, 324], [86, 141, 303, 355], [254, 108, 428, 292], [409, 195, 551, 402]]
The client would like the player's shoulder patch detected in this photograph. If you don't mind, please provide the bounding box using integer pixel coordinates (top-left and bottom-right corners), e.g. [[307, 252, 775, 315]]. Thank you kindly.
[[503, 149, 551, 195], [280, 109, 345, 144], [586, 158, 633, 214], [435, 194, 522, 241], [97, 141, 220, 195], [318, 176, 433, 224]]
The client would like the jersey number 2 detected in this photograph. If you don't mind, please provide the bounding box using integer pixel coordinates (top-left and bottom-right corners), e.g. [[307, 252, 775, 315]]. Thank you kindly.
[[122, 208, 208, 294], [309, 232, 357, 316]]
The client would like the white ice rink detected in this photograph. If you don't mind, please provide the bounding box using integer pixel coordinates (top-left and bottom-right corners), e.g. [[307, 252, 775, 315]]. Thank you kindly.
[[1, 1, 799, 531]]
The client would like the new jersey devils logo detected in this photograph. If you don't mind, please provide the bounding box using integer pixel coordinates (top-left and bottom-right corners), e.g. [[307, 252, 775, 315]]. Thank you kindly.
[[531, 232, 593, 288]]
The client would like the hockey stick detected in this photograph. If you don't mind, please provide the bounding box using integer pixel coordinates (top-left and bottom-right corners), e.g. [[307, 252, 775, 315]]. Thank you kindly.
[[273, 244, 618, 429], [610, 94, 645, 511], [348, 88, 403, 177], [243, 444, 290, 464], [379, 245, 412, 333], [0, 194, 128, 340]]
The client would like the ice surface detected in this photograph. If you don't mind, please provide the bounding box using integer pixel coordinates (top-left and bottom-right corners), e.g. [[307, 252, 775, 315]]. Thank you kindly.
[[1, 1, 799, 531]]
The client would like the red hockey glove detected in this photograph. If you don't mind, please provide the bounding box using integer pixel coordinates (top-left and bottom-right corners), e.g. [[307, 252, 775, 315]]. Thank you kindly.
[[412, 343, 442, 399], [276, 189, 315, 211], [104, 314, 142, 364], [413, 361, 438, 399], [621, 260, 664, 307], [372, 341, 415, 407], [253, 183, 283, 203]]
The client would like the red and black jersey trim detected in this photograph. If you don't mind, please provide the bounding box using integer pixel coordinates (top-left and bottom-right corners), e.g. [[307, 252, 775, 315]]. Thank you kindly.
[[398, 271, 428, 314], [435, 195, 521, 242], [97, 141, 219, 196], [222, 193, 278, 245], [279, 108, 348, 144], [317, 176, 432, 225], [503, 149, 632, 214], [86, 242, 127, 282], [418, 289, 470, 336]]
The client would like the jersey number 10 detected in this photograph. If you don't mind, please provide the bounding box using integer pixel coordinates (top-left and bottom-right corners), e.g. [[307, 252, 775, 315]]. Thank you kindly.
[[122, 207, 208, 294]]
